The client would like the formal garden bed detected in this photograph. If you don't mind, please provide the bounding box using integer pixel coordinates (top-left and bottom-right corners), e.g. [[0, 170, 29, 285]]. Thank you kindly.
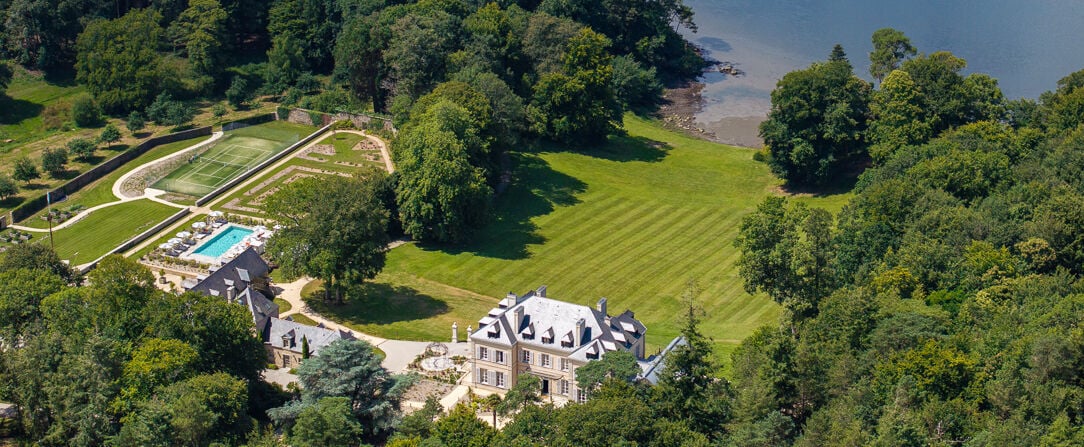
[[211, 129, 387, 218]]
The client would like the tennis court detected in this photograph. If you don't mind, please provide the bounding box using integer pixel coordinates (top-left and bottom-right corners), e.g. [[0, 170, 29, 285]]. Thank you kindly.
[[152, 122, 312, 197]]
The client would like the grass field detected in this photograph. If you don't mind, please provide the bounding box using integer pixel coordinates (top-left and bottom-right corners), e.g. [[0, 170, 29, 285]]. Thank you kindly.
[[313, 116, 851, 368], [152, 121, 316, 197], [19, 135, 211, 229], [43, 199, 180, 263]]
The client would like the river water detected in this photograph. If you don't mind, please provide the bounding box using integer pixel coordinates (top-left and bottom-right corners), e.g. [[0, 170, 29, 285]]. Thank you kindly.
[[681, 0, 1084, 146]]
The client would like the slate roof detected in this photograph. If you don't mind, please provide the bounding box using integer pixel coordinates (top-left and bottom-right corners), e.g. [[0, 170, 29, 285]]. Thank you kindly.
[[186, 247, 277, 326], [263, 317, 355, 356], [470, 285, 648, 361], [638, 336, 687, 385], [187, 247, 269, 297]]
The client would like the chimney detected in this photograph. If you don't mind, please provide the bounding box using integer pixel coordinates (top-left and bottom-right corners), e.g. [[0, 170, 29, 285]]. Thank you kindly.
[[227, 286, 235, 303], [596, 297, 607, 315], [514, 306, 525, 330], [536, 285, 547, 298], [575, 318, 585, 346]]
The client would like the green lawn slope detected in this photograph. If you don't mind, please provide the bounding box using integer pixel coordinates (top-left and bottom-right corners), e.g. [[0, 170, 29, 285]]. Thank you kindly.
[[47, 199, 179, 263], [315, 116, 852, 367]]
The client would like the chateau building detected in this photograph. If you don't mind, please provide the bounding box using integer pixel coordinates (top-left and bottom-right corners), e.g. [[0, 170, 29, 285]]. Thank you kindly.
[[470, 285, 648, 402]]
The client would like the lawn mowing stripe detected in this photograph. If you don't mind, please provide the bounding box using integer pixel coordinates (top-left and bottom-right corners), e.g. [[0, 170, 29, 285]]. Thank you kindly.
[[528, 199, 672, 296], [573, 202, 712, 291], [443, 193, 640, 288], [548, 199, 700, 296], [580, 203, 709, 297], [455, 194, 644, 298], [611, 206, 730, 301], [360, 117, 848, 348]]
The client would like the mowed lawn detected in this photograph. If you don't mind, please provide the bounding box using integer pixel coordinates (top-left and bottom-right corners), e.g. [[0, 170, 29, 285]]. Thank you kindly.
[[46, 199, 179, 263], [19, 135, 211, 229], [321, 116, 851, 366]]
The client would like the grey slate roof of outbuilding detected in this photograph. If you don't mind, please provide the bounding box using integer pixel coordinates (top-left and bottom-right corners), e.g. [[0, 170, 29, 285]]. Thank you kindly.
[[186, 247, 278, 326], [470, 285, 648, 360], [187, 247, 269, 297], [638, 336, 687, 385], [263, 317, 355, 356]]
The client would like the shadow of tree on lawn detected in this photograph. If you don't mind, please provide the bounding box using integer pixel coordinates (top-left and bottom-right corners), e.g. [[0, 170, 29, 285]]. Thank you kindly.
[[0, 98, 43, 125], [304, 281, 450, 326], [416, 151, 587, 260], [584, 133, 672, 163]]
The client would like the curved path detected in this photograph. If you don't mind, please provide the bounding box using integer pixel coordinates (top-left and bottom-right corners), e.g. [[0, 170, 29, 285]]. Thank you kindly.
[[333, 129, 395, 174], [113, 132, 225, 199], [273, 277, 471, 374], [8, 133, 226, 233]]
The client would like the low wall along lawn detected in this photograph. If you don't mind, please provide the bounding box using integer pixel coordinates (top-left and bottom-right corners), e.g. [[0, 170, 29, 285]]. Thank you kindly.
[[9, 127, 212, 223]]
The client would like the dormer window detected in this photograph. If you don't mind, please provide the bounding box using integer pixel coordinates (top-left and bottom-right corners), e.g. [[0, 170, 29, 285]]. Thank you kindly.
[[542, 327, 554, 344], [487, 324, 501, 339], [520, 322, 535, 340], [561, 331, 574, 347]]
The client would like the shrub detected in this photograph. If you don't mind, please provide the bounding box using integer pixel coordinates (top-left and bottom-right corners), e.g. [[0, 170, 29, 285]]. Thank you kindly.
[[41, 147, 68, 177], [146, 92, 194, 126], [212, 103, 227, 118], [281, 88, 301, 106], [12, 157, 39, 183], [126, 111, 146, 132], [295, 72, 322, 94], [67, 138, 96, 161], [71, 94, 103, 127], [299, 88, 357, 114], [99, 123, 121, 145], [225, 76, 251, 109], [0, 174, 17, 199], [42, 101, 72, 130]]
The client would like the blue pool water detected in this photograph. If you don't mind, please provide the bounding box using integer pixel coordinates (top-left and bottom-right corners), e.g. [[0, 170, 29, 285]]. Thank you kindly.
[[192, 225, 254, 258]]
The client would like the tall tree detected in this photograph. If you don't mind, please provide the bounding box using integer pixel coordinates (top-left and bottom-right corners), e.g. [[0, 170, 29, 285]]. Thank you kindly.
[[652, 285, 733, 440], [75, 8, 164, 113], [869, 28, 916, 83], [434, 404, 498, 447], [759, 46, 871, 186], [265, 173, 390, 304], [868, 69, 933, 162], [264, 33, 306, 93], [289, 397, 363, 447], [167, 0, 229, 80], [735, 197, 835, 322], [527, 27, 620, 145], [574, 350, 640, 393], [269, 339, 409, 443], [395, 103, 492, 243], [0, 243, 76, 282], [144, 291, 266, 381], [383, 10, 461, 104]]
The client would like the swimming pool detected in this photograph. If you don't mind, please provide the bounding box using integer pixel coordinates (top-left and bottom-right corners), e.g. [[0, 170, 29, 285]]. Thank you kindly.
[[192, 225, 254, 258]]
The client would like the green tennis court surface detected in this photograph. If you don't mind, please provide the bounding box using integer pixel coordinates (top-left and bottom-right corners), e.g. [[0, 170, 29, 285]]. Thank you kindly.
[[152, 122, 310, 197]]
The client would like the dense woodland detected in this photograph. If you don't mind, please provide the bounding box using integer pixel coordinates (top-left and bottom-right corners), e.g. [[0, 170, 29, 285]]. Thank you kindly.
[[1, 0, 1083, 445]]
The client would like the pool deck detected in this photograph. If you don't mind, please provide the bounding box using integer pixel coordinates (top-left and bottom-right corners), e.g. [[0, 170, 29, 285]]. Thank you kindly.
[[179, 223, 254, 265]]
